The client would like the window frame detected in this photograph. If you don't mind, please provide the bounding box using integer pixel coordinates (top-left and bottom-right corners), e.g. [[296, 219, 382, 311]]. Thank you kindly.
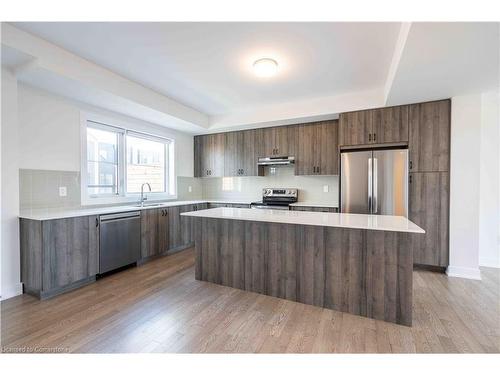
[[80, 112, 176, 206]]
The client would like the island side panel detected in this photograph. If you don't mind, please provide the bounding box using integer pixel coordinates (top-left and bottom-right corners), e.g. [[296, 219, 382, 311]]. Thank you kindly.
[[244, 221, 267, 294], [267, 223, 297, 301], [324, 228, 366, 316], [193, 217, 413, 326], [366, 230, 412, 326], [296, 225, 325, 307], [219, 219, 245, 289]]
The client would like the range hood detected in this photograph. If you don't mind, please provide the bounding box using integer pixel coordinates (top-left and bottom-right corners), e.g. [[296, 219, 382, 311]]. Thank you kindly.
[[257, 156, 295, 166]]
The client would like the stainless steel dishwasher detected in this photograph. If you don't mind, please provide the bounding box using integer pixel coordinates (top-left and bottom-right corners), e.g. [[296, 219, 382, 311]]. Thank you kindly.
[[99, 211, 141, 274]]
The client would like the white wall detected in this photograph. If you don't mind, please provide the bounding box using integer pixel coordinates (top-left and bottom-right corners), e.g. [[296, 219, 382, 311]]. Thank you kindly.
[[18, 84, 195, 177], [1, 68, 22, 300], [448, 94, 482, 279], [479, 90, 500, 268]]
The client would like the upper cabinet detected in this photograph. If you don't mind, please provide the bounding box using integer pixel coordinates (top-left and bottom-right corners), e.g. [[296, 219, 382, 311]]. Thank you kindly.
[[258, 126, 296, 157], [295, 120, 338, 175], [339, 110, 372, 146], [372, 105, 409, 144], [339, 105, 409, 146], [224, 129, 259, 176], [409, 100, 450, 172], [194, 133, 225, 177]]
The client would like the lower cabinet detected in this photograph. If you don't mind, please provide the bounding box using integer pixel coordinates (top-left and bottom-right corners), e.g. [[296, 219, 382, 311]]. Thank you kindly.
[[409, 172, 449, 267], [140, 203, 209, 260], [140, 208, 169, 259], [207, 203, 251, 209], [20, 215, 99, 299], [290, 206, 338, 213]]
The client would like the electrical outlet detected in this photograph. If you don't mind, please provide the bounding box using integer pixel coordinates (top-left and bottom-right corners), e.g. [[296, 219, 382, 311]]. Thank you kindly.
[[59, 186, 67, 197], [188, 186, 192, 193], [323, 185, 329, 193]]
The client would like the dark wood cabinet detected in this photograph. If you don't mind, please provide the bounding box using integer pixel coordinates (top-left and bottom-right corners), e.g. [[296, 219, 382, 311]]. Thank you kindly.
[[409, 172, 449, 267], [339, 106, 409, 146], [409, 100, 450, 172], [20, 215, 99, 299], [372, 105, 409, 144], [167, 203, 208, 252], [339, 110, 372, 146], [258, 125, 296, 157], [194, 133, 225, 177], [224, 130, 259, 176], [295, 120, 338, 175], [141, 207, 169, 258], [207, 203, 251, 209], [290, 206, 338, 213]]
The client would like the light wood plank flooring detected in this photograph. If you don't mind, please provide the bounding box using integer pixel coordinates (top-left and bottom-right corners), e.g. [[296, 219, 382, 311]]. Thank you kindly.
[[1, 248, 499, 353]]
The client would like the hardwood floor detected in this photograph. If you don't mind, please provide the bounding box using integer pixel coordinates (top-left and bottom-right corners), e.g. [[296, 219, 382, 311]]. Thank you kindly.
[[1, 248, 499, 353]]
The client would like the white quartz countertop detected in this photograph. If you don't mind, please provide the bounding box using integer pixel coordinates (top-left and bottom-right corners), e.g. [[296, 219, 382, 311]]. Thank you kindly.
[[181, 207, 425, 233], [19, 199, 340, 221], [19, 200, 211, 221]]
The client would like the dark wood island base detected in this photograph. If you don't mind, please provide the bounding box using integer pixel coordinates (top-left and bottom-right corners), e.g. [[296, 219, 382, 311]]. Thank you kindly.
[[193, 217, 413, 326]]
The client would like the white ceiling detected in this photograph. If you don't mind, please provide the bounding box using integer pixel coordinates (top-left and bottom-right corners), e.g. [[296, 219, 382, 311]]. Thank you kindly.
[[12, 22, 401, 116], [386, 22, 499, 105]]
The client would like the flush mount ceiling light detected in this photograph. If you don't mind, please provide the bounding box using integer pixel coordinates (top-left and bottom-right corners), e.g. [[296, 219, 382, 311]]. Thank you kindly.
[[253, 58, 278, 78]]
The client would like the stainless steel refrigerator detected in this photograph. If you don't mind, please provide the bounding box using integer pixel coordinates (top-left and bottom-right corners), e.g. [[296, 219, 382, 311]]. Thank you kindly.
[[340, 148, 408, 216]]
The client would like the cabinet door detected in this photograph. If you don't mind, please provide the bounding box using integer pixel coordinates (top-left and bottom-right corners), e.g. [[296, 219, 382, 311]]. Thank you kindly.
[[224, 131, 242, 176], [179, 204, 195, 247], [193, 136, 203, 177], [259, 127, 277, 157], [167, 206, 181, 250], [318, 120, 339, 175], [275, 125, 296, 157], [158, 209, 169, 254], [42, 215, 99, 291], [409, 100, 450, 172], [295, 121, 338, 175], [409, 172, 449, 267], [210, 133, 225, 177], [295, 123, 319, 175], [258, 126, 295, 157], [372, 105, 409, 144], [339, 110, 372, 146], [241, 129, 258, 176], [196, 133, 225, 177], [141, 208, 160, 258]]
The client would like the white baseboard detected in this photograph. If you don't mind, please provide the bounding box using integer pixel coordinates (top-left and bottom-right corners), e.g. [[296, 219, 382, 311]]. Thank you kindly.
[[446, 266, 482, 280], [0, 282, 23, 301], [479, 257, 500, 269]]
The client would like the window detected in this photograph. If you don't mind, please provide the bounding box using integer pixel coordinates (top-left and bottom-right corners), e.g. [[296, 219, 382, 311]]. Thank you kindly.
[[86, 123, 122, 196], [126, 133, 168, 193], [83, 116, 175, 202]]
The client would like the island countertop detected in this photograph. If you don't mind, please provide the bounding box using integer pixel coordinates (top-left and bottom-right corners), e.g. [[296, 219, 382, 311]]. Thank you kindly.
[[181, 207, 425, 234]]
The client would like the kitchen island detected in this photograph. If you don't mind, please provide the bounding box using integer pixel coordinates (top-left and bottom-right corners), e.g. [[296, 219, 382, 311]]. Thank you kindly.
[[181, 208, 424, 326]]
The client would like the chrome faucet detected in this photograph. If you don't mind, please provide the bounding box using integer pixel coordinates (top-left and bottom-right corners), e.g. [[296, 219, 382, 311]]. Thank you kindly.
[[140, 183, 152, 207]]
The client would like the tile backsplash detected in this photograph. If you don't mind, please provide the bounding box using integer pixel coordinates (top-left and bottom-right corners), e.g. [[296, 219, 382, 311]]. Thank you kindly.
[[200, 166, 339, 205], [20, 169, 81, 210], [20, 166, 339, 209]]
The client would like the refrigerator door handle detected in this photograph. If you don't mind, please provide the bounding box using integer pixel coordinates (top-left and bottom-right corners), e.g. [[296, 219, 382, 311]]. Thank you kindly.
[[372, 158, 378, 214], [368, 157, 372, 213]]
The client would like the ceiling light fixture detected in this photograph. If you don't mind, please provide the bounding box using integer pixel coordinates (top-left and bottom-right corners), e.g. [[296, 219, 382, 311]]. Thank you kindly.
[[253, 58, 278, 78]]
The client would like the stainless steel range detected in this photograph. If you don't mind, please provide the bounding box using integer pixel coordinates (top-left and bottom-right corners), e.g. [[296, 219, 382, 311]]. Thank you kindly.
[[250, 188, 298, 210]]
